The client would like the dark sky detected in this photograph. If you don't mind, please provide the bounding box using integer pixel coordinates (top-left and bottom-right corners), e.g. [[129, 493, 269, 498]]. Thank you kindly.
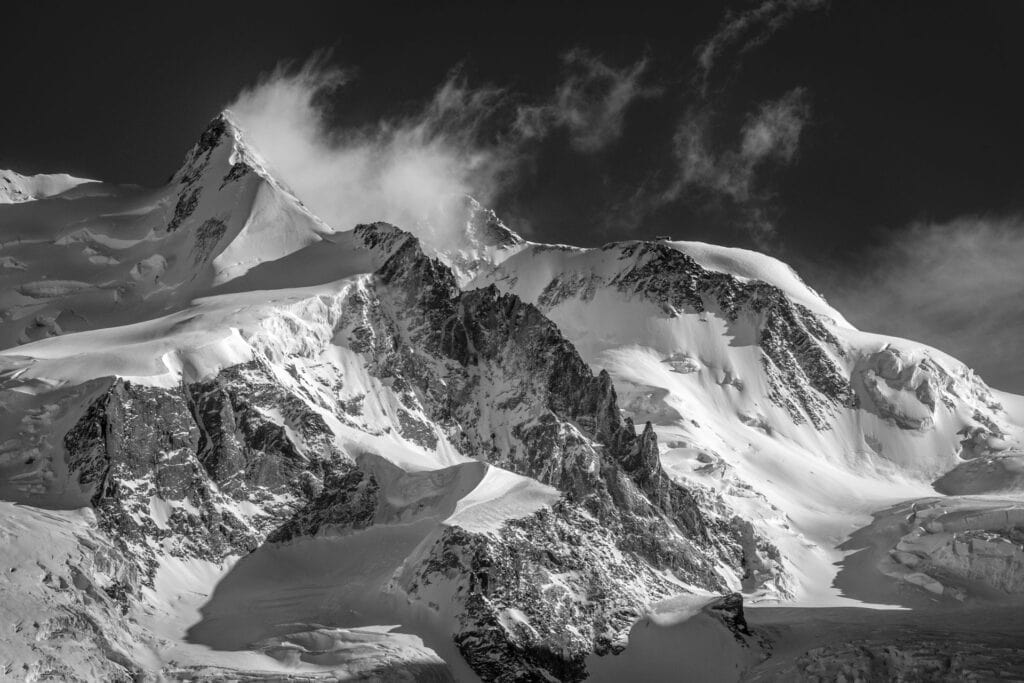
[[3, 1, 1024, 390]]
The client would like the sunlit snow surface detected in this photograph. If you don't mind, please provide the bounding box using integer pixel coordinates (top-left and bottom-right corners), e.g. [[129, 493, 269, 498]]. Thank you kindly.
[[2, 116, 1024, 681]]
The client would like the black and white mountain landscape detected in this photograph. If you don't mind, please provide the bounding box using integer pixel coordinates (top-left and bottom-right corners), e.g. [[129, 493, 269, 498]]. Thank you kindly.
[[3, 3, 1024, 681]]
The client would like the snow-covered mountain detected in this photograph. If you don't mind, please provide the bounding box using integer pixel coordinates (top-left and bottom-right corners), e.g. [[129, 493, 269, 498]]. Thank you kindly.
[[2, 114, 1024, 681]]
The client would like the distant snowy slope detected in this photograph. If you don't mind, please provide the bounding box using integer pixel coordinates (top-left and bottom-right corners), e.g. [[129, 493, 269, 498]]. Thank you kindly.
[[0, 114, 329, 349], [0, 170, 98, 204]]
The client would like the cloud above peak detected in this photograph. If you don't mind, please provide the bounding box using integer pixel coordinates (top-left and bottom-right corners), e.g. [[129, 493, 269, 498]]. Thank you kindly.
[[227, 56, 516, 246], [640, 1, 828, 244], [664, 86, 811, 242], [696, 0, 828, 90], [515, 49, 659, 152], [596, 1, 825, 242], [226, 50, 656, 245]]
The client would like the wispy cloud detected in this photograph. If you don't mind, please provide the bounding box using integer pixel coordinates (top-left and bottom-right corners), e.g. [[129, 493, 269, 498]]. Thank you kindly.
[[810, 216, 1024, 393], [602, 1, 827, 241], [515, 49, 659, 152], [622, 0, 830, 243], [663, 87, 811, 242], [696, 0, 828, 91]]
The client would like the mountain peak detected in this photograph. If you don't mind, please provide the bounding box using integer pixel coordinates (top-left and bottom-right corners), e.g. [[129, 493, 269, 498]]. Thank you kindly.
[[462, 195, 525, 249], [171, 110, 276, 189], [413, 195, 529, 284]]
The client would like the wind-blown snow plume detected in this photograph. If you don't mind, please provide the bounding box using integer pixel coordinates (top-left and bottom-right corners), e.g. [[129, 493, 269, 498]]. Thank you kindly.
[[813, 215, 1024, 392], [228, 51, 655, 246], [228, 57, 514, 246]]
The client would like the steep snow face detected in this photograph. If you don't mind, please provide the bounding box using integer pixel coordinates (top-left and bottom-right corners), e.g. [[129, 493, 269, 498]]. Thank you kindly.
[[469, 238, 1024, 604], [0, 170, 98, 204]]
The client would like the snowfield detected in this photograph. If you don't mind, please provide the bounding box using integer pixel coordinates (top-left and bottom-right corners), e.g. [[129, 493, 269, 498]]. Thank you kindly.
[[1, 113, 1023, 681]]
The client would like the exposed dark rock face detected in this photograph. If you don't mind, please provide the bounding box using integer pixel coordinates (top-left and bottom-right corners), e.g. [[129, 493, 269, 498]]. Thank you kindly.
[[190, 218, 227, 264], [220, 161, 250, 188], [167, 114, 252, 234], [175, 115, 229, 186], [166, 187, 199, 233], [65, 379, 256, 583], [266, 463, 378, 542], [62, 361, 355, 584], [189, 360, 343, 495], [366, 227, 744, 553], [707, 592, 752, 642], [405, 504, 689, 682], [165, 117, 230, 232]]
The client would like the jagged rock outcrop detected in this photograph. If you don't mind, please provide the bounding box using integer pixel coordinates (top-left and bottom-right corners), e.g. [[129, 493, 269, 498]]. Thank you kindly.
[[64, 379, 256, 583], [267, 463, 379, 542], [402, 504, 701, 681], [63, 361, 356, 584], [706, 592, 753, 643]]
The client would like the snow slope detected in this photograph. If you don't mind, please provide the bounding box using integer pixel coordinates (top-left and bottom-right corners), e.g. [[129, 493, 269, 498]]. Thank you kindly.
[[0, 113, 330, 349]]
